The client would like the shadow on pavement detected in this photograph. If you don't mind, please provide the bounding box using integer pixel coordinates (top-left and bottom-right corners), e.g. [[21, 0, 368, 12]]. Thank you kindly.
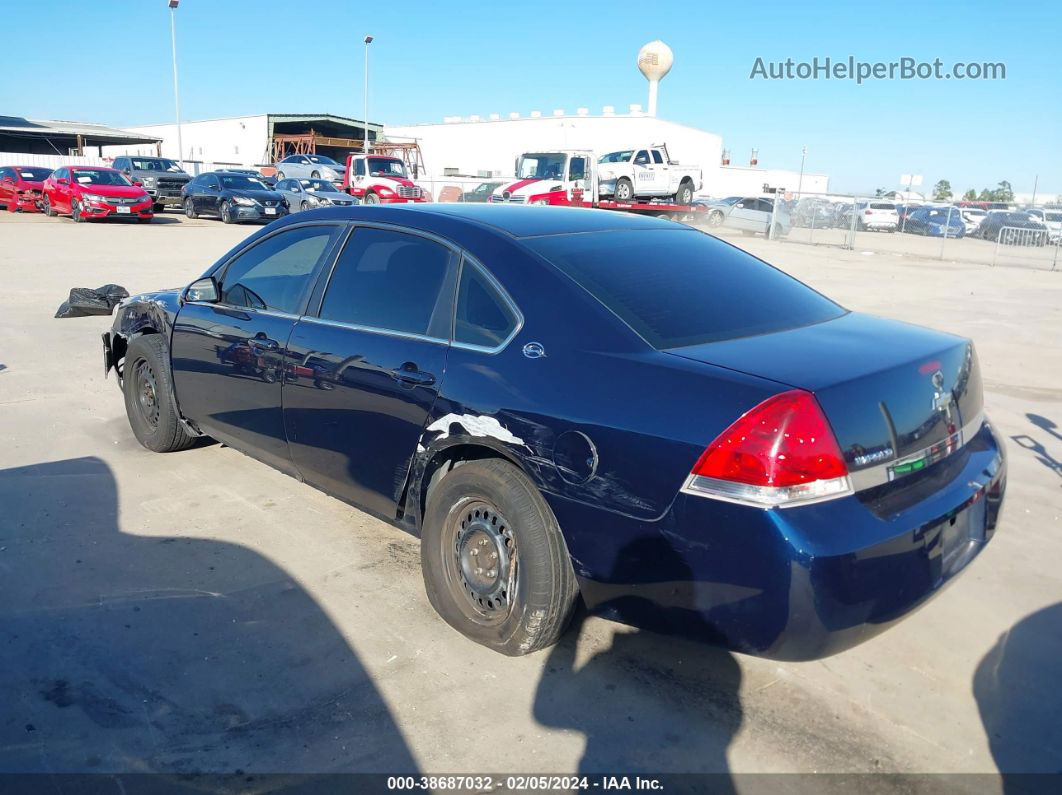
[[534, 536, 741, 791], [974, 602, 1062, 786], [0, 456, 418, 776]]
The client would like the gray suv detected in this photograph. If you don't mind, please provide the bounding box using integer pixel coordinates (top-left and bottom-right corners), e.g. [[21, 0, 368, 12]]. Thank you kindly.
[[111, 156, 192, 212]]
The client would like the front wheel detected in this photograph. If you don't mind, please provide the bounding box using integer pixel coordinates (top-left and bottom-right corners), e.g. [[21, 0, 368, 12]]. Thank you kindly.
[[300, 200, 310, 212], [421, 458, 578, 656], [71, 199, 83, 223], [43, 195, 57, 217], [706, 210, 724, 227], [615, 178, 634, 202], [276, 171, 286, 181], [310, 170, 320, 179], [220, 200, 234, 224], [122, 335, 197, 453], [184, 197, 198, 219], [363, 192, 380, 204]]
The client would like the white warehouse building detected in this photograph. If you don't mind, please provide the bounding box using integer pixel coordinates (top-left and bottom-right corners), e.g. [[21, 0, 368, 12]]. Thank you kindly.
[[385, 108, 828, 198]]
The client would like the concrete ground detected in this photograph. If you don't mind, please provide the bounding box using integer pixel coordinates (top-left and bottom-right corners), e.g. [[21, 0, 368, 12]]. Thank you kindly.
[[1, 209, 1060, 783]]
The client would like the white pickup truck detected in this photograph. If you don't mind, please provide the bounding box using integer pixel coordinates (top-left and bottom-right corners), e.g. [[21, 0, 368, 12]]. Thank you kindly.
[[596, 145, 701, 205]]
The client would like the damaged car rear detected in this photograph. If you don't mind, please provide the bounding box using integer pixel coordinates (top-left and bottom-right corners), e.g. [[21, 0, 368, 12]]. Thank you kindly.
[[101, 205, 1006, 659]]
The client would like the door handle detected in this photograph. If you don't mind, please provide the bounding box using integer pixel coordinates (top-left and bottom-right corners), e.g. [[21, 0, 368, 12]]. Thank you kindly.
[[390, 365, 435, 386]]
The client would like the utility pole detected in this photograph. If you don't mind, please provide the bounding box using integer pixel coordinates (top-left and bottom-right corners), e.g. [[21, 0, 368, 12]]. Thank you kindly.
[[796, 145, 807, 199], [168, 0, 184, 165], [363, 35, 373, 154]]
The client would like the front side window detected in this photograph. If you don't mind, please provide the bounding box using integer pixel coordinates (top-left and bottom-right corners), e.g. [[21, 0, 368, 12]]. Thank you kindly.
[[634, 150, 650, 165], [319, 227, 455, 338], [219, 225, 337, 314], [454, 261, 518, 349]]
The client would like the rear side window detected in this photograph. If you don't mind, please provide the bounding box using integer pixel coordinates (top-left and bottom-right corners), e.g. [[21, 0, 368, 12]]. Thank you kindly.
[[320, 227, 455, 338], [527, 229, 845, 349], [454, 261, 519, 349], [651, 150, 664, 164], [220, 225, 336, 313]]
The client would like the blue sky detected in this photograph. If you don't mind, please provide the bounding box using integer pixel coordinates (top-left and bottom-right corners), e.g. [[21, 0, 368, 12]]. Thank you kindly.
[[2, 0, 1059, 195]]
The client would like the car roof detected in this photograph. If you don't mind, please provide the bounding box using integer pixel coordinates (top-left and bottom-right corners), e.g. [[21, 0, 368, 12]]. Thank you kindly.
[[286, 203, 684, 239]]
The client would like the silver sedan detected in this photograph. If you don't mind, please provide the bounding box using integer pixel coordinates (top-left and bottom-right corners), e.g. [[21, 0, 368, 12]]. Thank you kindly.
[[272, 154, 346, 183], [274, 178, 359, 212]]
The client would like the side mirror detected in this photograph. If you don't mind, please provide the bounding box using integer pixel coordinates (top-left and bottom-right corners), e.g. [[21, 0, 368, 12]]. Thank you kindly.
[[57, 178, 69, 185], [184, 277, 219, 304]]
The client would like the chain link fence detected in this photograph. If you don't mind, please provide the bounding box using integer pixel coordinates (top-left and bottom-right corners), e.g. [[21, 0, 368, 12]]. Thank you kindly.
[[687, 191, 1059, 271]]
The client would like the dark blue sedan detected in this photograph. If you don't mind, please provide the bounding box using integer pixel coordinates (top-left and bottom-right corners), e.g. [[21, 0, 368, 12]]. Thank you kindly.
[[904, 207, 967, 237], [102, 205, 1006, 659]]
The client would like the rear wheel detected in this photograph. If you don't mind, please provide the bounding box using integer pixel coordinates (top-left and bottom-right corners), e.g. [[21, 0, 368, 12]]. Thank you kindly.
[[184, 197, 198, 219], [43, 194, 56, 217], [421, 458, 578, 656], [674, 182, 693, 206], [122, 335, 197, 453], [615, 178, 633, 202]]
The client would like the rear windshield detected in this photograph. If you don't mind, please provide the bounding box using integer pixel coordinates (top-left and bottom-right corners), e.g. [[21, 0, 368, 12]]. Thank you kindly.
[[526, 229, 845, 349]]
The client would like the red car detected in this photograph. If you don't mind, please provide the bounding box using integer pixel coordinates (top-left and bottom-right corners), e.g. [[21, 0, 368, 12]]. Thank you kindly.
[[0, 165, 53, 212], [41, 166, 154, 222]]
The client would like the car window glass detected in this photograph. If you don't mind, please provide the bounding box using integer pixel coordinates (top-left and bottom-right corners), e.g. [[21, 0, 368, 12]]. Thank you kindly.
[[634, 150, 649, 165], [320, 227, 454, 338], [220, 226, 336, 314], [527, 229, 845, 349], [454, 261, 518, 349], [651, 150, 664, 164], [354, 160, 365, 176]]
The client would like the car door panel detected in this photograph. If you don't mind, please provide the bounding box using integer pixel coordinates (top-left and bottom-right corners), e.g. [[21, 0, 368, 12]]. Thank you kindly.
[[170, 223, 343, 470], [284, 320, 449, 516], [283, 225, 458, 519]]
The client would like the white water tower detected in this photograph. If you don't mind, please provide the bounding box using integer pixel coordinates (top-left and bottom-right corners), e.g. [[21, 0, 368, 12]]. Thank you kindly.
[[637, 40, 674, 117]]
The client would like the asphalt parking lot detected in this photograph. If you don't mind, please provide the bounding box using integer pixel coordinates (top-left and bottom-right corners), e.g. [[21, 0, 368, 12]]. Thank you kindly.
[[1, 209, 1060, 782]]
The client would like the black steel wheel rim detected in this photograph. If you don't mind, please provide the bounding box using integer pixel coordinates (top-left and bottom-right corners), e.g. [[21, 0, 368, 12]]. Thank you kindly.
[[133, 359, 161, 429], [444, 499, 517, 624]]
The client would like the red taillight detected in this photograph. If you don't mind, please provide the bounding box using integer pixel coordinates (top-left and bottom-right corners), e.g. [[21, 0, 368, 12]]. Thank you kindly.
[[686, 390, 851, 508], [864, 209, 873, 215]]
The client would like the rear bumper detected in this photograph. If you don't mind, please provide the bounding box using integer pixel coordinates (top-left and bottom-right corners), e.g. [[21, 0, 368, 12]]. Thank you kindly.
[[551, 420, 1006, 660]]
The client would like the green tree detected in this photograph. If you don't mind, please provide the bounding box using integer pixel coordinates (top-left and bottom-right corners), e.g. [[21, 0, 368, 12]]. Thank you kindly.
[[874, 187, 887, 198], [978, 188, 994, 201], [962, 189, 978, 201], [995, 180, 1014, 203], [932, 180, 953, 201]]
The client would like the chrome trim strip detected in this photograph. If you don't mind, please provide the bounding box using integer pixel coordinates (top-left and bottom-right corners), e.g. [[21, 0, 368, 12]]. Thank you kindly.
[[848, 410, 986, 492], [298, 315, 449, 346]]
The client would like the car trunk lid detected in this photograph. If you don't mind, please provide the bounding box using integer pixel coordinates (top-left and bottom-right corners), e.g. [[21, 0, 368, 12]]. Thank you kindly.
[[666, 312, 984, 483]]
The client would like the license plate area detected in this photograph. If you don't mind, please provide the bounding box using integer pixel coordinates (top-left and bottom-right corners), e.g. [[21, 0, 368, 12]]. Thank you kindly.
[[935, 497, 987, 574], [264, 207, 277, 215], [116, 206, 131, 214]]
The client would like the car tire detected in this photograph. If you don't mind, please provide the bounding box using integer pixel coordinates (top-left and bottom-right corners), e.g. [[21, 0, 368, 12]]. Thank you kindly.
[[364, 192, 380, 204], [42, 195, 56, 217], [310, 170, 320, 179], [615, 178, 634, 202], [71, 199, 83, 223], [674, 182, 693, 206], [707, 210, 724, 227], [276, 171, 286, 181], [300, 200, 310, 212], [122, 334, 197, 453], [421, 458, 579, 656], [220, 200, 234, 224], [184, 197, 198, 219]]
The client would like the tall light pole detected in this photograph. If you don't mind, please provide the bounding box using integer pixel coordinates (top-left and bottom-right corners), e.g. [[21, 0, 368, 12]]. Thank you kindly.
[[796, 145, 807, 199], [363, 35, 373, 154], [168, 0, 184, 166]]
